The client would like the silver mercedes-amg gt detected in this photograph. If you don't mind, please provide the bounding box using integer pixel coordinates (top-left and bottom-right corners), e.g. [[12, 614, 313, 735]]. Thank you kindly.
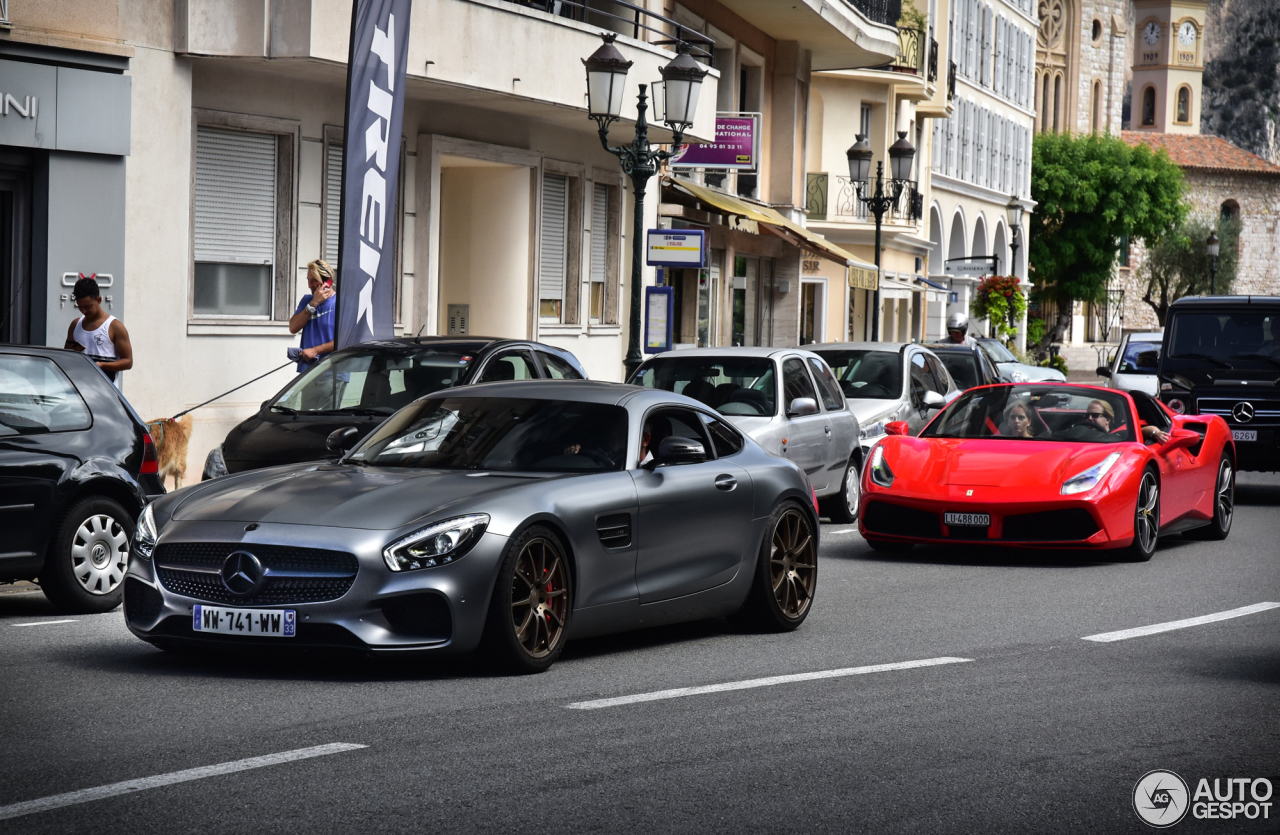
[[123, 381, 820, 672]]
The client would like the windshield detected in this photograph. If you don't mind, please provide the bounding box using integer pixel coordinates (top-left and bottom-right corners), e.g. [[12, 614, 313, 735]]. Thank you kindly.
[[977, 339, 1017, 364], [923, 385, 1136, 443], [348, 397, 628, 472], [631, 357, 776, 417], [935, 352, 977, 390], [1168, 311, 1280, 365], [272, 347, 476, 415], [1119, 340, 1161, 373], [815, 350, 902, 400]]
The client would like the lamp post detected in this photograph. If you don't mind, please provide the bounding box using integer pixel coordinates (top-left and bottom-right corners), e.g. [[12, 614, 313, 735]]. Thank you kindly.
[[1005, 195, 1023, 279], [847, 131, 916, 341], [584, 34, 707, 379], [1206, 230, 1220, 295]]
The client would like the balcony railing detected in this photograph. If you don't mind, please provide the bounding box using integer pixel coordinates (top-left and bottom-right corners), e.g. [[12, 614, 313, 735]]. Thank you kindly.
[[513, 0, 715, 63], [928, 38, 938, 83], [829, 176, 922, 225], [947, 60, 957, 100], [873, 27, 925, 76], [841, 0, 903, 28]]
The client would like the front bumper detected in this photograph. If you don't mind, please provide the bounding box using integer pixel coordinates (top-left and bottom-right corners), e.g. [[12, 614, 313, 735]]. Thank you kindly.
[[123, 520, 508, 656]]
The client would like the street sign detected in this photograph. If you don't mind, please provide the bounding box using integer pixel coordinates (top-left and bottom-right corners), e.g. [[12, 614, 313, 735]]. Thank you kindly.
[[669, 114, 760, 171], [644, 286, 674, 353], [943, 255, 999, 275], [646, 229, 706, 268]]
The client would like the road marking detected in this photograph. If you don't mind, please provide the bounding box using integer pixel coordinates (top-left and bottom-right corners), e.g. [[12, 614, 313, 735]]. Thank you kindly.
[[13, 620, 77, 627], [0, 743, 366, 821], [1082, 602, 1280, 643], [825, 527, 859, 535], [567, 656, 973, 710]]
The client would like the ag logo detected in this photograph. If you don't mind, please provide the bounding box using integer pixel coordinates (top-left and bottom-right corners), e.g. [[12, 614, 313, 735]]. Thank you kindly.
[[1134, 770, 1190, 827]]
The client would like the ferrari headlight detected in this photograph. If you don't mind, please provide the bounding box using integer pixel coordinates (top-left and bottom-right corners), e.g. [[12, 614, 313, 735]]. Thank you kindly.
[[134, 503, 158, 561], [869, 443, 895, 488], [383, 514, 489, 571], [1061, 452, 1122, 495]]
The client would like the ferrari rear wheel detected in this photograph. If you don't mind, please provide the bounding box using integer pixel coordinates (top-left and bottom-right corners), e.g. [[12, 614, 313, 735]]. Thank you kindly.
[[481, 525, 571, 674], [731, 500, 817, 632], [1185, 454, 1234, 541], [1121, 469, 1160, 562]]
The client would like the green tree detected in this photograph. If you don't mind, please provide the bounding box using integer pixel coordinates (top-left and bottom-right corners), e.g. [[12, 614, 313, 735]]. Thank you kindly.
[[1029, 133, 1186, 354], [1142, 214, 1241, 325]]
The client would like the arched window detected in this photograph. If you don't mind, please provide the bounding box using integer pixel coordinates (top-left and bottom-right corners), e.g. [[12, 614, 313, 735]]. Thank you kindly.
[[1052, 73, 1062, 132], [1221, 200, 1240, 222], [1091, 80, 1102, 132], [1176, 85, 1191, 124], [1141, 86, 1156, 126]]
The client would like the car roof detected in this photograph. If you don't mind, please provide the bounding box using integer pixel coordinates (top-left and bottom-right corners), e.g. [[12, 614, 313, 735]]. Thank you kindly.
[[0, 343, 84, 357], [1123, 332, 1164, 341], [1168, 295, 1280, 309], [343, 336, 506, 351], [922, 343, 978, 355], [441, 379, 640, 405], [642, 346, 817, 360], [807, 341, 911, 353]]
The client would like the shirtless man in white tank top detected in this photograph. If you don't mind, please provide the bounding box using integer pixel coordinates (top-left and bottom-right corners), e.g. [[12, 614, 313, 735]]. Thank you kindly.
[[64, 276, 133, 389]]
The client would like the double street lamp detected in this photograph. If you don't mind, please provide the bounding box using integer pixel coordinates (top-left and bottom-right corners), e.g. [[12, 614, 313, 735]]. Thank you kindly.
[[1206, 230, 1220, 295], [583, 34, 707, 378], [846, 131, 916, 341]]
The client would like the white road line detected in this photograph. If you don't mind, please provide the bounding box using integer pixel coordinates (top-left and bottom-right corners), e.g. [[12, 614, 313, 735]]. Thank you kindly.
[[567, 656, 973, 710], [13, 620, 77, 627], [0, 742, 366, 821], [1082, 602, 1280, 643], [825, 527, 859, 535]]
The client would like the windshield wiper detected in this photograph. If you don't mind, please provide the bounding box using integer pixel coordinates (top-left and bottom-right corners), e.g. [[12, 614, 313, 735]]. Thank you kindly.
[[310, 407, 391, 416], [269, 405, 297, 414], [1229, 353, 1280, 369], [1174, 352, 1231, 368]]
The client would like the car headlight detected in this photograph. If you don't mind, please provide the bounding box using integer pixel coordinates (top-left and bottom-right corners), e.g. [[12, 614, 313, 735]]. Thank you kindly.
[[383, 514, 489, 571], [859, 420, 887, 440], [203, 445, 229, 480], [1061, 452, 1122, 495], [869, 443, 895, 488], [134, 503, 158, 561], [1166, 398, 1186, 414], [1010, 369, 1029, 383]]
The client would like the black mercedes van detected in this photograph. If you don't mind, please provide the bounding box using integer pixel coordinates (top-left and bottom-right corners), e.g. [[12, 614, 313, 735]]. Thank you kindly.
[[1158, 295, 1280, 472]]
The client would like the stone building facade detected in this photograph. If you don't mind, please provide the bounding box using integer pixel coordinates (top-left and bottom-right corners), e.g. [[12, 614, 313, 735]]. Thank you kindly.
[[1033, 0, 1127, 136]]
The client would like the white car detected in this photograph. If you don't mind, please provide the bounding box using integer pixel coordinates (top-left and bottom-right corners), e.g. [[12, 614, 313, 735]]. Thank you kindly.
[[976, 338, 1068, 383], [1097, 331, 1162, 396]]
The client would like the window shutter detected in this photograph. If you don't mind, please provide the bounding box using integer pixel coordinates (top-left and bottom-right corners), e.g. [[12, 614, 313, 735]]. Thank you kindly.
[[590, 182, 609, 284], [194, 126, 276, 266], [540, 173, 568, 303], [324, 141, 343, 268]]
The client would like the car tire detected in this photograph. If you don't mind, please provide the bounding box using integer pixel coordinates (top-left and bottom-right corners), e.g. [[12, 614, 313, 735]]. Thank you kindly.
[[865, 537, 914, 554], [821, 456, 861, 524], [730, 500, 817, 632], [480, 524, 572, 674], [41, 496, 134, 614], [1120, 468, 1160, 562], [1184, 453, 1234, 541]]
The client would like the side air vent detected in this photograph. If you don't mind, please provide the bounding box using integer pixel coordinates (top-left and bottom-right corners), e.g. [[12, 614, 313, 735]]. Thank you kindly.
[[596, 513, 632, 549]]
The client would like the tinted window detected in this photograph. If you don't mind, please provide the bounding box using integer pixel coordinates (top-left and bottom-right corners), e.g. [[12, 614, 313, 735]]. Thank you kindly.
[[273, 348, 474, 415], [977, 339, 1017, 364], [645, 408, 711, 449], [700, 412, 745, 456], [806, 357, 844, 411], [936, 352, 978, 390], [1169, 311, 1279, 364], [539, 351, 584, 380], [924, 385, 1135, 443], [1119, 341, 1160, 373], [478, 351, 538, 383], [924, 354, 952, 393], [0, 355, 92, 435], [350, 397, 627, 472], [783, 358, 818, 407], [631, 357, 777, 417], [816, 349, 902, 400]]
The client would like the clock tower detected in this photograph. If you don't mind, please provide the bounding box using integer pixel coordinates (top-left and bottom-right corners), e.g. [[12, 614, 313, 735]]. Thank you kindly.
[[1131, 0, 1207, 134]]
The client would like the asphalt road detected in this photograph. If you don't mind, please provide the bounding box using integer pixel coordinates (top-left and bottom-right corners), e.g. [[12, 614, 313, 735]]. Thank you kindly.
[[2, 475, 1278, 834]]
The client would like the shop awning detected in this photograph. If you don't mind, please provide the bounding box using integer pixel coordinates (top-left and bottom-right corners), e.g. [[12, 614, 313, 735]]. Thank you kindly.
[[666, 178, 775, 225]]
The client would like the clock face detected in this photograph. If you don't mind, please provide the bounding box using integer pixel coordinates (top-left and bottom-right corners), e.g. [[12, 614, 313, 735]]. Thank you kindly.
[[1179, 22, 1197, 45], [1143, 22, 1162, 45]]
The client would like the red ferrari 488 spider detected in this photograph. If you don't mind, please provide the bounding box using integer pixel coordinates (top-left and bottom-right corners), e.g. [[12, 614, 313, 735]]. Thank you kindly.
[[858, 383, 1235, 560]]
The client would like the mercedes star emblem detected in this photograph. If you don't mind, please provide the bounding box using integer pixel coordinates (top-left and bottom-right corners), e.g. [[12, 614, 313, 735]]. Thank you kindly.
[[1232, 402, 1255, 423], [220, 550, 265, 597]]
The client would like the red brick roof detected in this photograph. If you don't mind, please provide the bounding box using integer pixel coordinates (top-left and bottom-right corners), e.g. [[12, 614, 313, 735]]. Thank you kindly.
[[1121, 131, 1280, 176]]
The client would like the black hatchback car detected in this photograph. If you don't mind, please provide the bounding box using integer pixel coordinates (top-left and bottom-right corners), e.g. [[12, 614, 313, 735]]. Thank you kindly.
[[0, 344, 165, 613], [208, 337, 588, 476], [925, 343, 1004, 392]]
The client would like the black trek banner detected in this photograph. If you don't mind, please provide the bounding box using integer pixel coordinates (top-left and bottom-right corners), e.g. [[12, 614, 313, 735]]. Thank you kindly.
[[336, 0, 413, 349]]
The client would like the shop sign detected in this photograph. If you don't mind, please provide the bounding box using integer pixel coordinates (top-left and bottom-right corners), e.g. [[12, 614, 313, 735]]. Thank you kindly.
[[646, 229, 706, 267], [644, 286, 675, 353], [848, 266, 878, 291], [669, 114, 760, 171], [802, 249, 822, 272], [944, 256, 999, 275]]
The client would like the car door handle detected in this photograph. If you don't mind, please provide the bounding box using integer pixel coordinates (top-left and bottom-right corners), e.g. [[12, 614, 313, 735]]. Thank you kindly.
[[824, 426, 832, 435], [714, 474, 737, 491]]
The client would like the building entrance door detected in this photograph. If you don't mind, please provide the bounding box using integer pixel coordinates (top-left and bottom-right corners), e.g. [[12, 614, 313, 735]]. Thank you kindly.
[[0, 157, 33, 344]]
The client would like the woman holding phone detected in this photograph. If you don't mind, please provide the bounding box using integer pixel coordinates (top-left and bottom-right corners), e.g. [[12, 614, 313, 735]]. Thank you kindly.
[[289, 259, 338, 373]]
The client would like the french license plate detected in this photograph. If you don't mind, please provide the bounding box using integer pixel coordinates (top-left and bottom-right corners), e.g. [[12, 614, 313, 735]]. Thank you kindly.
[[945, 512, 990, 527], [192, 605, 296, 637], [1232, 429, 1257, 442]]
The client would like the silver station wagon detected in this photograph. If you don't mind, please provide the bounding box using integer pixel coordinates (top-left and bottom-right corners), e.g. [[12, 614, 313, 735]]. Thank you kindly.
[[629, 347, 862, 522]]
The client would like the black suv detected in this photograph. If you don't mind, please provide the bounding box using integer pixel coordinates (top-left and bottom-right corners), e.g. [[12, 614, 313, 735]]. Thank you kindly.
[[208, 336, 588, 476], [1158, 295, 1280, 471], [0, 344, 166, 612]]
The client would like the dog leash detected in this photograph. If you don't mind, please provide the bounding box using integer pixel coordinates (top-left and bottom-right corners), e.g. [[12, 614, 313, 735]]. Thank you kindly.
[[168, 361, 295, 421]]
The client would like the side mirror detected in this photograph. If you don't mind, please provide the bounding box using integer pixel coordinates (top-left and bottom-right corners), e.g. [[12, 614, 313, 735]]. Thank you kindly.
[[922, 391, 945, 410], [326, 426, 361, 453], [650, 436, 707, 467], [787, 397, 819, 417], [884, 421, 909, 436], [1096, 366, 1112, 378], [1162, 427, 1200, 451]]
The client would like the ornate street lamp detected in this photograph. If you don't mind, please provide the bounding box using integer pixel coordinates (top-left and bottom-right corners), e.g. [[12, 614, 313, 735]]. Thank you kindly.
[[1206, 230, 1220, 295], [584, 35, 707, 379], [1006, 195, 1024, 279], [847, 131, 916, 341]]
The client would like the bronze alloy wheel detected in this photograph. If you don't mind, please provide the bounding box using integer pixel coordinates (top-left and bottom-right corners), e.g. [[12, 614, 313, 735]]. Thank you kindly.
[[769, 507, 817, 619], [509, 535, 568, 659]]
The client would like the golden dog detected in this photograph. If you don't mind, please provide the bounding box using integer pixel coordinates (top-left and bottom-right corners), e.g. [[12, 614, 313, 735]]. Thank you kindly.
[[146, 414, 193, 490]]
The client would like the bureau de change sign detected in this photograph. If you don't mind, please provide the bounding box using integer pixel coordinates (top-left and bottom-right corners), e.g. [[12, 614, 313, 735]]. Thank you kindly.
[[669, 114, 759, 171]]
